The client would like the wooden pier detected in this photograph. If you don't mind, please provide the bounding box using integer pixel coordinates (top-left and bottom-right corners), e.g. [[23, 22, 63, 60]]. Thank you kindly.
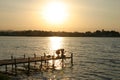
[[0, 51, 73, 76]]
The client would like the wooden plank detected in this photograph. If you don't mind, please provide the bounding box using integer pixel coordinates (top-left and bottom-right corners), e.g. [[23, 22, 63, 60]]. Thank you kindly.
[[0, 56, 71, 66]]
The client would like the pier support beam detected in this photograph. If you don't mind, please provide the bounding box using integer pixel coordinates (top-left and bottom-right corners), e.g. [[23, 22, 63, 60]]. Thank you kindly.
[[62, 56, 64, 68], [27, 57, 30, 76], [44, 53, 47, 66], [11, 55, 14, 73], [23, 54, 26, 67], [12, 64, 14, 73], [34, 54, 36, 67], [40, 56, 43, 71], [71, 53, 73, 66], [5, 65, 7, 73], [14, 59, 17, 76], [52, 56, 55, 70]]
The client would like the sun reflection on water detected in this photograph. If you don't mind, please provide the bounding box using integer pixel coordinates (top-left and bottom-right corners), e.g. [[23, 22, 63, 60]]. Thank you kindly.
[[49, 37, 64, 70], [49, 37, 63, 50]]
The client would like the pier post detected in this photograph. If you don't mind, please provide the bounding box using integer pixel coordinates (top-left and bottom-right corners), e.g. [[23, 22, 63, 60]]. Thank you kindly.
[[11, 55, 14, 73], [44, 53, 46, 57], [27, 57, 30, 76], [34, 53, 36, 68], [12, 63, 14, 74], [40, 56, 43, 71], [23, 54, 25, 67], [24, 54, 25, 58], [52, 56, 55, 70], [62, 56, 64, 68], [71, 53, 73, 66], [44, 53, 46, 65], [46, 61, 49, 69], [14, 58, 17, 76], [11, 55, 13, 59], [5, 65, 7, 73]]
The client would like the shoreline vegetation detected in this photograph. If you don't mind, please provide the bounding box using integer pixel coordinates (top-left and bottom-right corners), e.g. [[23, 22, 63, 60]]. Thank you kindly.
[[0, 29, 120, 37]]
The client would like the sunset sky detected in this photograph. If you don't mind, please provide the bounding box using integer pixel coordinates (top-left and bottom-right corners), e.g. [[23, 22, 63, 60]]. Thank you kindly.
[[0, 0, 120, 32]]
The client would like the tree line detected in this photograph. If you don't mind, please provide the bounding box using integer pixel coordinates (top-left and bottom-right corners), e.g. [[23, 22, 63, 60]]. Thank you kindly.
[[0, 29, 120, 37]]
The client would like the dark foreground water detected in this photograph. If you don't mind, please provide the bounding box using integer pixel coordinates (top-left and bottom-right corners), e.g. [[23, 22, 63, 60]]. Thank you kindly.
[[0, 37, 120, 80]]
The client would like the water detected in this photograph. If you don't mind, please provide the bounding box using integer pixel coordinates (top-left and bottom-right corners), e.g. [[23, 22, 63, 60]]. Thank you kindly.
[[0, 36, 120, 80]]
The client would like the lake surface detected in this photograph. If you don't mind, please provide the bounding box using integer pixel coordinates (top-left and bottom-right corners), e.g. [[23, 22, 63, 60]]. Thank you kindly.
[[0, 37, 120, 80]]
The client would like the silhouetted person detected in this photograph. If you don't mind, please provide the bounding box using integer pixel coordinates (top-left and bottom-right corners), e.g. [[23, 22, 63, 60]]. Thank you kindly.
[[61, 49, 66, 58], [56, 49, 60, 58]]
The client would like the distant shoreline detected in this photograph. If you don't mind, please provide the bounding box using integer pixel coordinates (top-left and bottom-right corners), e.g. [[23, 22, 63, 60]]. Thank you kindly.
[[0, 36, 120, 38], [0, 29, 120, 37]]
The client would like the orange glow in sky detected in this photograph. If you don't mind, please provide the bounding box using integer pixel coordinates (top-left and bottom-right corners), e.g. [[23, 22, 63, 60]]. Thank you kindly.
[[0, 0, 120, 32]]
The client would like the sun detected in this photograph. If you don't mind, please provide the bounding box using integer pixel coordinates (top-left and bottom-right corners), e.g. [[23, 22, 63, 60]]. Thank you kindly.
[[42, 1, 68, 24]]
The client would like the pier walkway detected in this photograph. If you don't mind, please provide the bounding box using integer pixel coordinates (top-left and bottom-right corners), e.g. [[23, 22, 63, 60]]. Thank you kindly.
[[0, 52, 73, 76]]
